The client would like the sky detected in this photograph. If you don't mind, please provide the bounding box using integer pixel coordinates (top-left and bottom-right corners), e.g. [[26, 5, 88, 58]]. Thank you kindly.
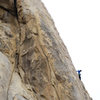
[[42, 0, 100, 100]]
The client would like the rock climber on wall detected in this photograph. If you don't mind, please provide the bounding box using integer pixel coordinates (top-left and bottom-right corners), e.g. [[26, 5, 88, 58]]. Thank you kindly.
[[77, 70, 82, 80]]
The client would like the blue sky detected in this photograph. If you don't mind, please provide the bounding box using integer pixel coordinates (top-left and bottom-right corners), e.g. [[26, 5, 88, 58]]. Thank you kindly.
[[42, 0, 100, 99]]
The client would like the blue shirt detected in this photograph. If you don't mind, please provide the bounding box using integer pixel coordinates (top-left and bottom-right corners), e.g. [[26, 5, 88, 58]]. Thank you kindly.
[[77, 70, 81, 74]]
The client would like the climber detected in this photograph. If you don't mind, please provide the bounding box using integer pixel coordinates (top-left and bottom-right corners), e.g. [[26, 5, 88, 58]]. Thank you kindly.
[[77, 70, 82, 80]]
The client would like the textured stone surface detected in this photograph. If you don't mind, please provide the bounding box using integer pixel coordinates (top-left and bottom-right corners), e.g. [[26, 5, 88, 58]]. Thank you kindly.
[[0, 0, 92, 100], [0, 52, 12, 100]]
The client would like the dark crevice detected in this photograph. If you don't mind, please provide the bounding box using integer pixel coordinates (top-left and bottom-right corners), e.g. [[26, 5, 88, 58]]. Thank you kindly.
[[22, 96, 28, 100], [32, 88, 37, 94], [14, 0, 18, 19], [0, 5, 15, 16], [40, 95, 46, 99], [15, 52, 19, 65], [0, 0, 18, 18]]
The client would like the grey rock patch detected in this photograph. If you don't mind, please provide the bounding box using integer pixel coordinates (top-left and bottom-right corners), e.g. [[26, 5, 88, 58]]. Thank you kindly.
[[0, 52, 12, 100]]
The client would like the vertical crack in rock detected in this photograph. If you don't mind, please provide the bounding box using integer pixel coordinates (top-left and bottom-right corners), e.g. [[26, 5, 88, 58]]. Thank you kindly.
[[52, 84, 60, 100], [6, 38, 19, 100], [39, 44, 52, 82], [14, 0, 18, 19]]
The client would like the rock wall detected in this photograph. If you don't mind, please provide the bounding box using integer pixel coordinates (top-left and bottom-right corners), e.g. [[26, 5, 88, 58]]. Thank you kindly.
[[0, 0, 91, 100]]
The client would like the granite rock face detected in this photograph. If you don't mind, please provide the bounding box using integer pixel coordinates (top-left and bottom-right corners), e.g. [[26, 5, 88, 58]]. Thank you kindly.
[[0, 0, 91, 100]]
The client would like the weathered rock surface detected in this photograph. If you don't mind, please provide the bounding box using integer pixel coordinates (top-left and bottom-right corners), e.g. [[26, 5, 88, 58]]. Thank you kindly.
[[0, 0, 91, 100]]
